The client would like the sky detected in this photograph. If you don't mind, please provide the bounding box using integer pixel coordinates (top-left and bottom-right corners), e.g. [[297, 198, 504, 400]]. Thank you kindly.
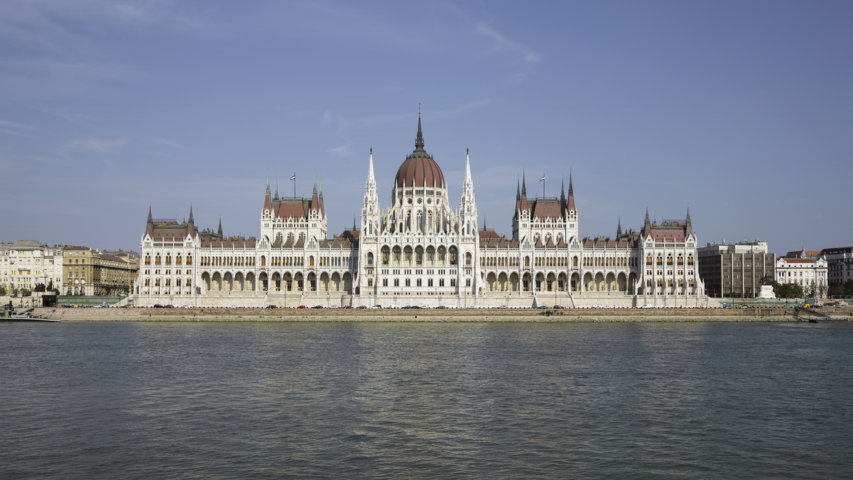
[[1, 0, 850, 255]]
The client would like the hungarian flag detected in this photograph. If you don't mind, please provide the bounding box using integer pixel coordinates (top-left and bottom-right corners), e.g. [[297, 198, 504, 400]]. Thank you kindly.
[[539, 175, 546, 181], [290, 174, 296, 181]]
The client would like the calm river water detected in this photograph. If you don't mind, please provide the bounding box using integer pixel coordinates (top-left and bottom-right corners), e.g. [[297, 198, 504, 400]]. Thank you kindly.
[[1, 320, 852, 479]]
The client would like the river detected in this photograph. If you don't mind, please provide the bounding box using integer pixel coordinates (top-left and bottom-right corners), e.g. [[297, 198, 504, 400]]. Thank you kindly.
[[1, 320, 851, 478]]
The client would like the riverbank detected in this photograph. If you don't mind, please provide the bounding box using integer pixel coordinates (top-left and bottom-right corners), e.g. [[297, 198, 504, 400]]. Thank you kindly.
[[31, 306, 853, 322]]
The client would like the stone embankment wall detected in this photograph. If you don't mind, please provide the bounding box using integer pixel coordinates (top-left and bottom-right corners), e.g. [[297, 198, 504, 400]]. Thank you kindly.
[[32, 306, 853, 322]]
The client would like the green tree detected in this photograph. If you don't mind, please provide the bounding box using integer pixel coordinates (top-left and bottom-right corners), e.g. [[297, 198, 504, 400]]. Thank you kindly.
[[20, 288, 32, 297], [34, 283, 46, 293], [0, 285, 6, 296]]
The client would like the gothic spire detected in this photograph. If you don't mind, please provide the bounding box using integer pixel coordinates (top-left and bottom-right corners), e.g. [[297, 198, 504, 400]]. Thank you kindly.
[[685, 206, 693, 235], [265, 177, 271, 197], [147, 204, 152, 224], [415, 110, 424, 151], [560, 178, 566, 210], [617, 217, 622, 238], [522, 171, 527, 196], [567, 171, 576, 211], [188, 204, 194, 225], [644, 205, 651, 228], [274, 179, 279, 201], [368, 146, 375, 183], [217, 217, 223, 238]]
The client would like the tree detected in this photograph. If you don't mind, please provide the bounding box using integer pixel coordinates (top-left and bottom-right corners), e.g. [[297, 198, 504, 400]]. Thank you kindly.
[[20, 288, 32, 297], [34, 283, 46, 293], [0, 285, 6, 296]]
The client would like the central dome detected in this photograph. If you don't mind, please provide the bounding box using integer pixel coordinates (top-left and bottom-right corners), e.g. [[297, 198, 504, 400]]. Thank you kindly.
[[394, 116, 445, 188]]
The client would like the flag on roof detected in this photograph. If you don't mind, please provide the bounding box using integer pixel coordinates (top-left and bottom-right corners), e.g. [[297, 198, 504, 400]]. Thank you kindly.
[[290, 174, 296, 181], [539, 175, 546, 181]]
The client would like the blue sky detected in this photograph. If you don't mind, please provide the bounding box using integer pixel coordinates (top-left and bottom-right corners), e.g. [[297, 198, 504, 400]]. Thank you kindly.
[[1, 0, 850, 255]]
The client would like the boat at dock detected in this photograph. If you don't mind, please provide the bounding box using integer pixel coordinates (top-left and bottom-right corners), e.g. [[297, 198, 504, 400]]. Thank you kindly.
[[1, 304, 59, 322]]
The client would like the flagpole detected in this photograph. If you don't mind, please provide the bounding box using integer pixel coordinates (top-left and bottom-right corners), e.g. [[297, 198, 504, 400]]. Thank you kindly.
[[292, 172, 296, 198]]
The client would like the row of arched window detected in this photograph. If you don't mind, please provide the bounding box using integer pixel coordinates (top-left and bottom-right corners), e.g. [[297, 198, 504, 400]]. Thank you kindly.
[[200, 256, 256, 267], [144, 253, 192, 266], [646, 254, 694, 266]]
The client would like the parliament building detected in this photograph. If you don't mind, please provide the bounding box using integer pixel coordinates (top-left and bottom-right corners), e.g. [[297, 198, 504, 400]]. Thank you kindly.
[[135, 117, 710, 308]]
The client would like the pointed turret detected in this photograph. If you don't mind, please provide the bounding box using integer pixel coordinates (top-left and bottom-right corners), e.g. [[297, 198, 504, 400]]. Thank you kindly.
[[567, 171, 576, 211], [520, 172, 529, 210], [263, 179, 272, 211], [616, 217, 622, 238], [685, 207, 693, 236], [367, 146, 375, 184], [459, 147, 478, 237], [217, 217, 223, 238], [188, 204, 194, 225], [560, 178, 567, 214], [318, 182, 325, 214], [643, 205, 651, 236], [147, 204, 153, 224], [311, 180, 319, 212], [274, 179, 279, 201]]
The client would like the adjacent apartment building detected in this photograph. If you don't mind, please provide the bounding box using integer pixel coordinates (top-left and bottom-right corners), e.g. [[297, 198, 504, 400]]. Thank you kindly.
[[0, 240, 64, 293], [697, 241, 775, 298], [776, 250, 828, 298], [63, 247, 139, 296], [817, 247, 853, 289]]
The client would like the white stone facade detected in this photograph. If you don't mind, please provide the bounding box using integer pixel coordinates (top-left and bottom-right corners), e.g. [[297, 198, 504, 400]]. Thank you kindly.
[[0, 240, 63, 294], [135, 119, 711, 308], [776, 257, 828, 298]]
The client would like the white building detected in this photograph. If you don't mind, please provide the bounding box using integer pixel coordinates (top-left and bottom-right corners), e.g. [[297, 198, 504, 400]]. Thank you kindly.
[[776, 256, 828, 298], [0, 240, 63, 294], [135, 117, 711, 308]]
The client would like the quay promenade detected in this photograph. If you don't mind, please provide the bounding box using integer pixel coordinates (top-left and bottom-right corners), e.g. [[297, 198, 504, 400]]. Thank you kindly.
[[32, 306, 853, 323]]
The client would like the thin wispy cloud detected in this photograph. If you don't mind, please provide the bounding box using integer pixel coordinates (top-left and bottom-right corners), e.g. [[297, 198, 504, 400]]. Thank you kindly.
[[476, 23, 541, 63], [0, 119, 36, 137], [328, 145, 350, 157], [62, 138, 127, 154]]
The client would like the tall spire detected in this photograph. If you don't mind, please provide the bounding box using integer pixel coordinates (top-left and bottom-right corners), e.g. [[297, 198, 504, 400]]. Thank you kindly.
[[266, 177, 271, 196], [685, 206, 693, 235], [616, 217, 622, 238], [368, 146, 375, 183], [560, 178, 566, 210], [217, 217, 223, 238], [188, 204, 194, 225], [415, 109, 425, 151], [567, 171, 576, 211], [522, 171, 527, 196], [147, 204, 152, 224], [644, 205, 651, 228], [464, 147, 472, 182], [274, 179, 279, 201]]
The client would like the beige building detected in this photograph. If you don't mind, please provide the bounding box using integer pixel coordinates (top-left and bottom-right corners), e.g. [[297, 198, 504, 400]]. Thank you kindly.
[[63, 246, 138, 296], [697, 241, 775, 298], [0, 240, 64, 294]]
